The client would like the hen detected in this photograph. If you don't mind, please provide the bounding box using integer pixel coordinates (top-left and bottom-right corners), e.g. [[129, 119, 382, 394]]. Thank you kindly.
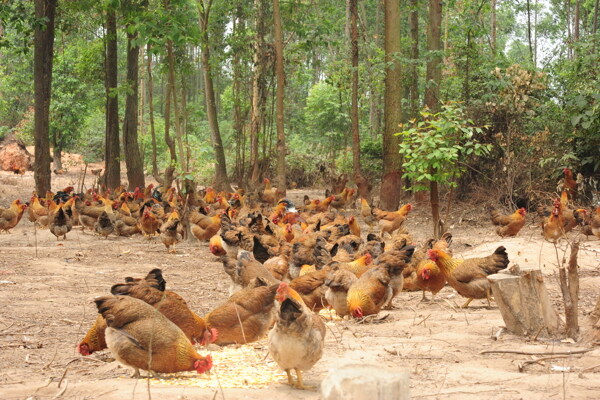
[[372, 203, 413, 237], [542, 199, 565, 242], [204, 279, 279, 345], [346, 245, 414, 318], [324, 265, 357, 317], [94, 295, 212, 377], [489, 207, 527, 237], [412, 233, 452, 301], [427, 246, 509, 308], [49, 205, 73, 240], [0, 199, 27, 233], [221, 251, 279, 294], [269, 282, 326, 390], [95, 210, 115, 239], [289, 267, 330, 312], [160, 211, 182, 252]]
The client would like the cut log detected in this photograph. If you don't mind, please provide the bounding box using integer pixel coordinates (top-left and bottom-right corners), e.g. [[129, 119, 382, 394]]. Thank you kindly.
[[488, 266, 564, 338], [321, 362, 409, 400]]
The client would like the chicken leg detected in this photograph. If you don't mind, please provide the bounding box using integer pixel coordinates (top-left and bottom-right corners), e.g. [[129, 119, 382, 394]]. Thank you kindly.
[[461, 298, 473, 308]]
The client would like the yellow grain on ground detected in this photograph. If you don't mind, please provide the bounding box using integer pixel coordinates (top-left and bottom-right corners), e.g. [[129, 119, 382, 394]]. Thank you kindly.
[[149, 341, 287, 389]]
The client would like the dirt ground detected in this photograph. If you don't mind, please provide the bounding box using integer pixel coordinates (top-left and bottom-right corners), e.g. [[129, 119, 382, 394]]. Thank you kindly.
[[0, 165, 599, 400]]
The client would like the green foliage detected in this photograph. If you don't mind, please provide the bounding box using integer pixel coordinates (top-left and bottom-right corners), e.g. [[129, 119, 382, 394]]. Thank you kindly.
[[397, 103, 491, 191], [304, 81, 350, 150]]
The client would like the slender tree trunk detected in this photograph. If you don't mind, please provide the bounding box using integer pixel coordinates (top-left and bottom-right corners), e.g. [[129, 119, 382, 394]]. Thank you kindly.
[[250, 0, 268, 187], [409, 0, 419, 118], [122, 27, 145, 190], [232, 5, 246, 185], [425, 0, 443, 237], [348, 0, 363, 193], [273, 0, 286, 198], [146, 44, 158, 179], [380, 0, 402, 210], [526, 0, 534, 64], [198, 1, 232, 191], [33, 0, 57, 195], [166, 40, 186, 172], [491, 0, 497, 54], [104, 8, 121, 189], [574, 0, 580, 58]]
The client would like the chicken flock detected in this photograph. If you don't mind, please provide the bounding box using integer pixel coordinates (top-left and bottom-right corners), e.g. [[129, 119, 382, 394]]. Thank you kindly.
[[0, 168, 598, 388]]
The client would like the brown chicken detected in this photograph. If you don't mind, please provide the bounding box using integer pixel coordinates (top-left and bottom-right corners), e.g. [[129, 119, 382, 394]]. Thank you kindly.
[[428, 246, 509, 308], [0, 199, 27, 233], [360, 198, 376, 231], [363, 233, 385, 260], [49, 205, 72, 240], [324, 265, 357, 317], [204, 279, 279, 345], [160, 211, 182, 252], [95, 210, 115, 238], [110, 269, 216, 345], [77, 315, 108, 356], [269, 282, 326, 390], [191, 210, 223, 241], [289, 267, 331, 312], [29, 195, 50, 223], [221, 251, 279, 294], [140, 207, 161, 236], [489, 207, 527, 237], [542, 199, 565, 242], [338, 253, 373, 277], [563, 168, 577, 199], [372, 203, 413, 237], [94, 295, 212, 377], [411, 233, 452, 301], [346, 245, 414, 318], [329, 187, 352, 211], [261, 178, 277, 206], [331, 235, 363, 262]]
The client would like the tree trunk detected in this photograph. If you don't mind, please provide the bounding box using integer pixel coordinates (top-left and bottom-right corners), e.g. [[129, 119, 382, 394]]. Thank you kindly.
[[424, 0, 442, 113], [33, 0, 57, 196], [409, 0, 419, 118], [198, 1, 232, 191], [491, 0, 497, 54], [104, 7, 121, 190], [526, 0, 534, 65], [558, 242, 580, 340], [250, 0, 268, 187], [348, 0, 364, 198], [122, 24, 145, 190], [273, 0, 286, 199], [146, 44, 159, 179], [380, 0, 403, 211], [573, 0, 580, 58], [232, 4, 246, 185]]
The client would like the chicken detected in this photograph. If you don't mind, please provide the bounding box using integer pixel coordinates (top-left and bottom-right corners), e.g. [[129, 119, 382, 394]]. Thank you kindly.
[[0, 199, 27, 233], [204, 279, 279, 345], [160, 211, 182, 252], [338, 253, 373, 277], [329, 187, 352, 211], [29, 195, 49, 223], [363, 233, 385, 260], [75, 197, 105, 230], [221, 251, 279, 295], [289, 267, 331, 312], [347, 216, 361, 237], [114, 214, 141, 237], [289, 235, 331, 279], [542, 199, 565, 242], [427, 246, 509, 308], [360, 198, 376, 230], [49, 205, 72, 240], [412, 233, 452, 301], [191, 211, 223, 242], [77, 314, 108, 356], [346, 245, 414, 318], [261, 178, 276, 206], [140, 206, 161, 236], [563, 168, 577, 199], [591, 207, 600, 239], [95, 210, 115, 238], [305, 196, 334, 213], [263, 242, 292, 281], [372, 203, 413, 237], [324, 265, 357, 317], [110, 269, 216, 345], [331, 235, 363, 262], [269, 282, 326, 390], [94, 295, 212, 378], [489, 207, 527, 237]]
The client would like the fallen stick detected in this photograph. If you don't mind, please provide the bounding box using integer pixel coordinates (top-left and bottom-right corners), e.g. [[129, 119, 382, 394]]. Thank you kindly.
[[480, 348, 593, 356], [518, 355, 570, 372]]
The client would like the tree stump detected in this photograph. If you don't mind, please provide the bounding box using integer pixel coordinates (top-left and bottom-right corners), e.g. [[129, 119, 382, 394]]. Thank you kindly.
[[321, 363, 409, 400], [488, 266, 564, 338]]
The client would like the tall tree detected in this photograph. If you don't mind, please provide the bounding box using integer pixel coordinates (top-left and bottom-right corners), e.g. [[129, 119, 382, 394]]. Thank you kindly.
[[198, 0, 232, 191], [197, 0, 232, 191], [380, 0, 402, 210], [104, 6, 120, 190], [122, 0, 145, 190], [491, 0, 497, 54], [33, 0, 57, 195], [425, 0, 443, 237], [409, 0, 419, 118], [348, 0, 362, 190], [273, 0, 286, 198], [146, 43, 159, 180], [249, 0, 268, 187]]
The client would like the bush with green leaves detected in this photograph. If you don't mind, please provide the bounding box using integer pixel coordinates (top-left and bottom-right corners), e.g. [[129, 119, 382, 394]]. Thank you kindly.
[[397, 103, 491, 191]]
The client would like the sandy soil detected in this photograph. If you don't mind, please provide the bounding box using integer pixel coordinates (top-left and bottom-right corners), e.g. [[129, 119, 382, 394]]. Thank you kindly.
[[0, 167, 599, 400]]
